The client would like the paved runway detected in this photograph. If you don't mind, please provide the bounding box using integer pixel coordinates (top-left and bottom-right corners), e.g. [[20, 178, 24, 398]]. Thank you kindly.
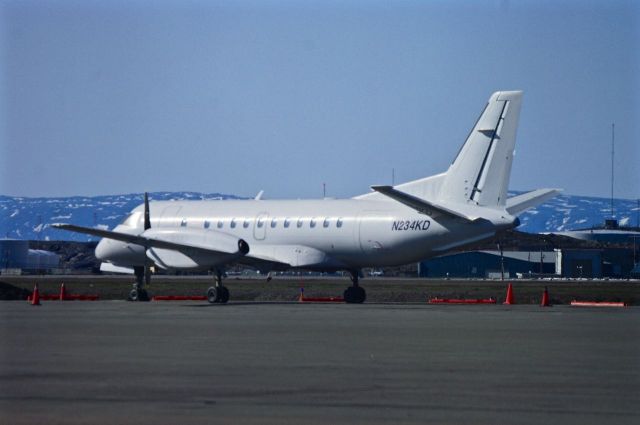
[[1, 301, 639, 424]]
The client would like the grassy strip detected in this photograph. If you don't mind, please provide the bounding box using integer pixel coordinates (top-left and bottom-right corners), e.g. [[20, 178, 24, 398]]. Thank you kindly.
[[2, 276, 639, 305]]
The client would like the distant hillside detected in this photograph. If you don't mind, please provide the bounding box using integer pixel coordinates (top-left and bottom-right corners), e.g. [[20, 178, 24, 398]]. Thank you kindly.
[[514, 192, 638, 233], [0, 192, 244, 242], [1, 191, 638, 241]]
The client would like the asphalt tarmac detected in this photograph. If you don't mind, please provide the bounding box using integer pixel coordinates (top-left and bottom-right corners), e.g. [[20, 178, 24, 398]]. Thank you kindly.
[[1, 301, 639, 425]]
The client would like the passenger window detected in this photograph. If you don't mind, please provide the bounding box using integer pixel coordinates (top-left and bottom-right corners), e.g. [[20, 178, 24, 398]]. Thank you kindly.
[[230, 219, 237, 229], [180, 219, 187, 227], [217, 220, 224, 229], [323, 218, 330, 228], [284, 218, 291, 228], [243, 219, 250, 229], [297, 218, 303, 228], [204, 220, 210, 229], [257, 218, 264, 228], [337, 218, 343, 228], [310, 218, 316, 228], [271, 219, 277, 228]]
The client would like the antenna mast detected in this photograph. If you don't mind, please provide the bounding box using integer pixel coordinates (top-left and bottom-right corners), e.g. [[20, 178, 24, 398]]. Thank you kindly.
[[610, 123, 615, 218]]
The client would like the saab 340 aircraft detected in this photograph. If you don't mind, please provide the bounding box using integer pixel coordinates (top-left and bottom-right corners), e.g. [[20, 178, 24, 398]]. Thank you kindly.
[[55, 91, 559, 303]]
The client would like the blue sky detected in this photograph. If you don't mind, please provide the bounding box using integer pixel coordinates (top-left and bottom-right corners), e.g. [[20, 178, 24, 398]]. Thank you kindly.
[[1, 0, 638, 200]]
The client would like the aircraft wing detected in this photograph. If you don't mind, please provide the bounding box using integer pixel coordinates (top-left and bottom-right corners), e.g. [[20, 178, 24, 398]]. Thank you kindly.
[[53, 224, 337, 271], [52, 224, 249, 257]]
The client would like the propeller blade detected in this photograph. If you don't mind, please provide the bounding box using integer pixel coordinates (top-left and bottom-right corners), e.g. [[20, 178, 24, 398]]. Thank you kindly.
[[144, 192, 151, 230]]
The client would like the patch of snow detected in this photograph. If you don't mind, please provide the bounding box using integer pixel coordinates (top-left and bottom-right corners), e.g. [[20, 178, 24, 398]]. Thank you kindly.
[[95, 224, 109, 230], [10, 209, 19, 218]]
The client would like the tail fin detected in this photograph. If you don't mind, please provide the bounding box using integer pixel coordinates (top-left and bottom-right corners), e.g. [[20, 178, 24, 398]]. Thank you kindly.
[[439, 91, 523, 208]]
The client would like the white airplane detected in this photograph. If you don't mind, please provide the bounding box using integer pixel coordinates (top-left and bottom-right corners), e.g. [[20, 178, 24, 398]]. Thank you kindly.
[[54, 90, 559, 303]]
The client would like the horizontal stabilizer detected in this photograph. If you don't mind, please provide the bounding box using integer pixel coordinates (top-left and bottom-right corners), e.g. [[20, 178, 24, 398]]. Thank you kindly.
[[370, 186, 478, 222], [505, 188, 562, 215]]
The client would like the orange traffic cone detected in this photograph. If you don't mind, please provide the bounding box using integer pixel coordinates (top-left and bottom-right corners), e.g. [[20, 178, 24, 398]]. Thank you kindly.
[[31, 284, 41, 306], [59, 282, 67, 301], [541, 287, 551, 307], [503, 283, 515, 305]]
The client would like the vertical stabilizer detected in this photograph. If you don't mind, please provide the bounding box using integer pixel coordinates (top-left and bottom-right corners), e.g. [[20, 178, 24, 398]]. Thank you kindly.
[[440, 91, 523, 208]]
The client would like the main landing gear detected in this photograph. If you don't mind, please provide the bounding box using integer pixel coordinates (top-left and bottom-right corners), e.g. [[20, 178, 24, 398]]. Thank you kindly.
[[128, 266, 151, 301], [207, 270, 230, 304], [343, 270, 366, 304]]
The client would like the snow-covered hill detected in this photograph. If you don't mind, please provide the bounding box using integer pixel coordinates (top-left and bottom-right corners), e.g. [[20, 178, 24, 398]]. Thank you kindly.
[[514, 192, 638, 233], [0, 192, 244, 242], [1, 191, 638, 241]]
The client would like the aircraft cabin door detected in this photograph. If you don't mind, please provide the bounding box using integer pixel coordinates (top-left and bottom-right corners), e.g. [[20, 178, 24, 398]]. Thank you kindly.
[[254, 213, 269, 240], [358, 210, 393, 256]]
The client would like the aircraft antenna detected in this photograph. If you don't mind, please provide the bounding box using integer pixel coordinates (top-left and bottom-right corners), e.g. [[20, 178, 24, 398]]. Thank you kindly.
[[323, 183, 326, 198], [610, 123, 615, 218]]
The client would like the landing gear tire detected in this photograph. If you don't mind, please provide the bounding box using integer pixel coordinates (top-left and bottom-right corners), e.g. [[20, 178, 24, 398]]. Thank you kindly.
[[207, 286, 219, 304], [128, 288, 149, 302], [218, 286, 230, 304], [344, 286, 366, 304], [207, 286, 230, 304]]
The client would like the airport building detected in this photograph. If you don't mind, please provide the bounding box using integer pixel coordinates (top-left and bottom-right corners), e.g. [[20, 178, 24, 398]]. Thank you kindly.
[[419, 246, 637, 279], [550, 219, 640, 245], [418, 250, 556, 279], [0, 239, 60, 275]]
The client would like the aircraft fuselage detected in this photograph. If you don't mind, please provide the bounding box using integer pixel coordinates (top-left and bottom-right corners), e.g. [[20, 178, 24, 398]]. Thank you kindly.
[[97, 198, 513, 271]]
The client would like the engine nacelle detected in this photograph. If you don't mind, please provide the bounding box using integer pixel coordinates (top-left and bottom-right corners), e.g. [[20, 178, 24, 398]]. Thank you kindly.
[[142, 227, 249, 270]]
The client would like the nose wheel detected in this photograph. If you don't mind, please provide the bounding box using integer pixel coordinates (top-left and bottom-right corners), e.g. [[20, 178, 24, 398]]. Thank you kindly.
[[344, 270, 366, 304], [207, 270, 230, 304]]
